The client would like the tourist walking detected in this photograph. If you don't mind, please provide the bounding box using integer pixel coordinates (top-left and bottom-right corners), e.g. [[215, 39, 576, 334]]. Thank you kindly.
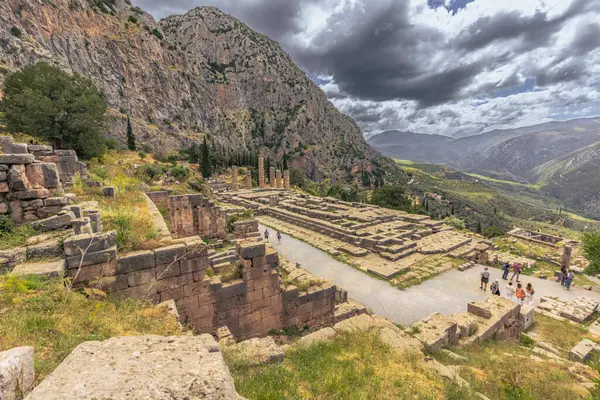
[[490, 279, 501, 296], [480, 267, 490, 291], [510, 263, 522, 282], [558, 265, 567, 286], [526, 283, 535, 305], [502, 262, 511, 280], [515, 283, 526, 305], [276, 231, 282, 245], [505, 281, 515, 301], [565, 270, 575, 290], [264, 229, 270, 241]]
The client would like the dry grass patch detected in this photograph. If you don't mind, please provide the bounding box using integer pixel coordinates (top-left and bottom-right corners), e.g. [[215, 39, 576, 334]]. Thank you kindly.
[[225, 330, 472, 400], [0, 275, 181, 381], [530, 313, 599, 350]]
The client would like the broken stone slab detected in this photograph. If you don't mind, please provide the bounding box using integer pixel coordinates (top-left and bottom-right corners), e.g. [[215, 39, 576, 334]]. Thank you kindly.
[[440, 349, 468, 363], [26, 163, 60, 189], [333, 313, 397, 333], [0, 154, 35, 165], [63, 231, 117, 257], [26, 239, 63, 260], [11, 259, 66, 278], [238, 242, 266, 259], [11, 189, 51, 200], [569, 339, 600, 363], [296, 327, 337, 347], [449, 312, 478, 340], [0, 346, 35, 400], [31, 212, 75, 232], [521, 305, 535, 331], [72, 217, 93, 235], [228, 337, 284, 367], [423, 357, 469, 388], [26, 335, 240, 400], [412, 313, 459, 353], [102, 186, 116, 197], [378, 327, 424, 355]]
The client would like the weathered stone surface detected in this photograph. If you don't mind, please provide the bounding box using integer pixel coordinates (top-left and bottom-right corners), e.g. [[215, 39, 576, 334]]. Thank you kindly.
[[63, 231, 117, 257], [7, 165, 28, 191], [43, 197, 68, 207], [297, 327, 337, 346], [0, 154, 35, 165], [26, 335, 240, 400], [449, 313, 478, 340], [378, 327, 424, 355], [26, 239, 63, 260], [11, 189, 51, 200], [521, 305, 535, 331], [12, 259, 66, 278], [117, 250, 157, 274], [155, 244, 187, 265], [569, 339, 600, 363], [0, 203, 8, 214], [0, 346, 35, 400], [333, 314, 396, 333], [412, 313, 459, 352], [229, 337, 284, 366], [102, 186, 116, 197], [440, 349, 468, 363], [239, 242, 266, 259], [31, 212, 74, 231], [26, 163, 60, 189], [0, 171, 6, 181]]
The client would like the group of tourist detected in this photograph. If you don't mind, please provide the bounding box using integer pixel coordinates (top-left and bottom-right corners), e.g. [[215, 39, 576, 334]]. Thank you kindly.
[[480, 266, 536, 305], [501, 262, 523, 282], [557, 265, 575, 290], [263, 229, 282, 245]]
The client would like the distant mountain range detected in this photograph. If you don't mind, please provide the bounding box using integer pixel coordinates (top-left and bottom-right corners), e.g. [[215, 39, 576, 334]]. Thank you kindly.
[[368, 117, 600, 217]]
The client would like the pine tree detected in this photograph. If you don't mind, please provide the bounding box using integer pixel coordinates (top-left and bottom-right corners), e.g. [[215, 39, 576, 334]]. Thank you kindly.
[[283, 151, 288, 170], [476, 220, 482, 234], [451, 203, 455, 215], [126, 115, 136, 151], [265, 157, 271, 183], [201, 136, 211, 178], [425, 199, 429, 212]]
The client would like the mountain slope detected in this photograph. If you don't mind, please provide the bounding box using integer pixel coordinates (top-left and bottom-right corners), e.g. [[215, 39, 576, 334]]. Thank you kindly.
[[0, 0, 397, 182]]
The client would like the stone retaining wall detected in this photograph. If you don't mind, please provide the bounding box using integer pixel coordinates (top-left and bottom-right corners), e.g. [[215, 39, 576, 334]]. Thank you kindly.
[[63, 231, 336, 339]]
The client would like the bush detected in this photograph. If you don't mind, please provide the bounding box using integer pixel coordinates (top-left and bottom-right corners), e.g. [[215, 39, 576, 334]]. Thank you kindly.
[[105, 138, 121, 150], [138, 151, 146, 159], [583, 232, 600, 275], [371, 185, 411, 211], [483, 226, 505, 239], [0, 215, 13, 234], [169, 165, 189, 181], [10, 26, 22, 38], [151, 28, 163, 40], [137, 164, 167, 183], [127, 15, 138, 24], [444, 215, 466, 230], [2, 62, 107, 159]]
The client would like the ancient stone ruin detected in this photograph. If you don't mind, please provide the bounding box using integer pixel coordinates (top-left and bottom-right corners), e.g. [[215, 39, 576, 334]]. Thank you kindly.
[[0, 136, 88, 224]]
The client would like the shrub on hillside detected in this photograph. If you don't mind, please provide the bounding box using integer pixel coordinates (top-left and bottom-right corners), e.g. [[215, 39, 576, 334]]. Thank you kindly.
[[483, 226, 505, 239], [371, 185, 411, 211], [444, 215, 466, 230], [169, 165, 190, 181], [1, 62, 107, 159], [583, 232, 600, 275]]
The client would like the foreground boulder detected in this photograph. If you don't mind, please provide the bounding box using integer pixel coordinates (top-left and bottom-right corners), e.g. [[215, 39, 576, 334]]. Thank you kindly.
[[26, 335, 240, 400], [0, 347, 35, 400]]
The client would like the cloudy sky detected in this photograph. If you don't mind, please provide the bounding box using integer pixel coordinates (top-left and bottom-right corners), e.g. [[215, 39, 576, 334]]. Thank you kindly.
[[135, 0, 600, 138]]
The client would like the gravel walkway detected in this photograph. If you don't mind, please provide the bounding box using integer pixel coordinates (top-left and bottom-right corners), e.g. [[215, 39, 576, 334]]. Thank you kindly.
[[260, 225, 600, 326]]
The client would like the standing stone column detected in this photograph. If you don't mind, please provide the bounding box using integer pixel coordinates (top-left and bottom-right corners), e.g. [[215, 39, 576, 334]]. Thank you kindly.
[[270, 167, 276, 189], [562, 245, 572, 268], [245, 170, 252, 189], [284, 170, 290, 191], [275, 170, 282, 189], [231, 167, 239, 191], [258, 155, 265, 189]]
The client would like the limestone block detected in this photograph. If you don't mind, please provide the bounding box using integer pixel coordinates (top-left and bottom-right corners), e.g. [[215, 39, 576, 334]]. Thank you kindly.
[[449, 312, 478, 339], [27, 145, 53, 152], [117, 250, 157, 274], [26, 163, 60, 189], [127, 268, 157, 287], [239, 242, 266, 259], [0, 171, 6, 182], [0, 154, 35, 165], [31, 212, 74, 232], [0, 182, 7, 193], [26, 239, 63, 260], [72, 217, 93, 235], [569, 339, 599, 362], [63, 231, 117, 257], [230, 337, 284, 366], [412, 313, 459, 352], [378, 327, 424, 355], [521, 305, 535, 331], [296, 327, 337, 347], [65, 247, 118, 270], [26, 335, 239, 400], [155, 244, 187, 265], [467, 301, 492, 319], [11, 189, 51, 200], [7, 164, 29, 191], [44, 197, 68, 207], [0, 346, 35, 400], [102, 186, 116, 197], [0, 203, 8, 214]]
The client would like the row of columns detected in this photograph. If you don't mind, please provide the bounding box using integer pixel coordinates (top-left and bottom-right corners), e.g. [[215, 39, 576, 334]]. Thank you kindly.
[[229, 156, 290, 191]]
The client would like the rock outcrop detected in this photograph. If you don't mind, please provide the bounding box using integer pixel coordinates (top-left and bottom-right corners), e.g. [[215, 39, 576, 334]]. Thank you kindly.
[[0, 0, 399, 182]]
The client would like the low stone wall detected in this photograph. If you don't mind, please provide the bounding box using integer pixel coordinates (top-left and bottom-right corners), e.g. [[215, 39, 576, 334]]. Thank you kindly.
[[232, 219, 259, 239], [63, 231, 336, 339]]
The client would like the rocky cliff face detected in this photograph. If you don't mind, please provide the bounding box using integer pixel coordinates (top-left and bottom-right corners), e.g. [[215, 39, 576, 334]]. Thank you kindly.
[[0, 0, 396, 182]]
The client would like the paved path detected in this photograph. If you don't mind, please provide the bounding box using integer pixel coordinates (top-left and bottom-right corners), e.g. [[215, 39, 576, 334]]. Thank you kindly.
[[260, 225, 600, 326]]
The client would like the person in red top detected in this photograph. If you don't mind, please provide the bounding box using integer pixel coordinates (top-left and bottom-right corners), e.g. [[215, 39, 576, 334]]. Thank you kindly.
[[515, 283, 526, 304], [510, 263, 522, 283]]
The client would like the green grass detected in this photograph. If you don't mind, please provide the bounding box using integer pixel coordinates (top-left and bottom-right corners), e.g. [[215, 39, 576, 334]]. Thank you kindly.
[[0, 224, 36, 250], [225, 330, 462, 400], [0, 275, 181, 382], [530, 313, 598, 350], [432, 340, 590, 400]]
